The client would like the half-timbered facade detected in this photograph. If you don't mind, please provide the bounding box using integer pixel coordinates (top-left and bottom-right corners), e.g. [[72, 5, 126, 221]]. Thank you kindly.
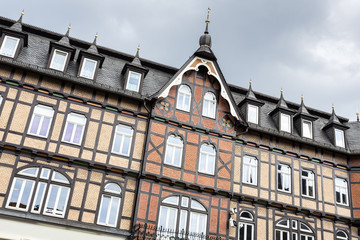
[[0, 12, 360, 240]]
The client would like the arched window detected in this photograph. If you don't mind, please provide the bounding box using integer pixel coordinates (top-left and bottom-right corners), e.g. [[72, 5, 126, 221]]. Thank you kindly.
[[164, 135, 183, 167], [239, 211, 255, 240], [176, 85, 191, 112], [202, 92, 216, 118], [158, 195, 207, 238], [97, 183, 122, 227], [198, 143, 216, 175], [275, 218, 315, 240], [336, 230, 348, 240], [6, 166, 71, 218]]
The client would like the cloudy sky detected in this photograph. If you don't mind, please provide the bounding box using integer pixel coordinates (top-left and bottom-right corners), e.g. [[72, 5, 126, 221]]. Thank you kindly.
[[1, 1, 360, 121]]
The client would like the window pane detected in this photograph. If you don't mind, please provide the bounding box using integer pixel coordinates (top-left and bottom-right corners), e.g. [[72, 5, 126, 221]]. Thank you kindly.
[[63, 122, 74, 142], [112, 134, 122, 153], [280, 114, 291, 132], [8, 179, 24, 207], [99, 196, 110, 224], [29, 115, 41, 135], [248, 105, 258, 124], [105, 183, 121, 194], [52, 172, 69, 183], [335, 129, 345, 147], [80, 59, 97, 79], [50, 50, 68, 71], [302, 121, 312, 138], [32, 182, 46, 212], [127, 72, 141, 91], [39, 116, 51, 136], [179, 210, 188, 234], [121, 135, 131, 155], [108, 197, 120, 226], [19, 181, 33, 209], [56, 187, 69, 213], [73, 125, 83, 144], [0, 36, 19, 57], [45, 185, 59, 214]]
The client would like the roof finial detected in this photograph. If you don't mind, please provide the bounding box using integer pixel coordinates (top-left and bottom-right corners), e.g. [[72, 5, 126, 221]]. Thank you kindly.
[[357, 110, 359, 122], [93, 33, 98, 44], [205, 8, 211, 34], [249, 79, 252, 86], [301, 94, 304, 100], [135, 44, 140, 58], [65, 24, 71, 37], [18, 10, 24, 23]]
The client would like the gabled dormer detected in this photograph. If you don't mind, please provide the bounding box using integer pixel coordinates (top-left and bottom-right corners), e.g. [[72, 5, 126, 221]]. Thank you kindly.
[[0, 12, 28, 59], [77, 34, 105, 80], [48, 26, 75, 72], [293, 97, 317, 139], [322, 106, 349, 148], [121, 47, 148, 93], [269, 90, 296, 133], [238, 82, 264, 125]]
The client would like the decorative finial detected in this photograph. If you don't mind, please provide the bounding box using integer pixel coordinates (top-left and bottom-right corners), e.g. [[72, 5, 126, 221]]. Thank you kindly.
[[280, 88, 283, 93], [204, 8, 211, 34], [92, 33, 98, 45], [137, 44, 140, 51], [21, 10, 24, 16], [249, 79, 252, 86], [357, 110, 359, 122], [301, 94, 304, 100], [18, 10, 24, 23], [68, 24, 71, 30], [135, 44, 140, 58], [95, 33, 98, 39], [332, 104, 334, 109], [65, 24, 71, 37]]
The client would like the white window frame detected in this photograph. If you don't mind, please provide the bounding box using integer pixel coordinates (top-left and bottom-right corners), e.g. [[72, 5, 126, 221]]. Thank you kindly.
[[335, 129, 345, 148], [28, 105, 54, 138], [31, 182, 47, 214], [97, 183, 122, 227], [335, 178, 349, 206], [49, 49, 68, 72], [62, 113, 86, 145], [198, 143, 216, 175], [275, 229, 289, 240], [111, 124, 134, 156], [6, 177, 35, 211], [280, 113, 291, 133], [202, 92, 216, 118], [0, 95, 3, 106], [125, 71, 142, 92], [336, 230, 349, 240], [43, 184, 70, 218], [242, 156, 258, 185], [247, 104, 259, 124], [164, 135, 183, 167], [277, 164, 291, 193], [176, 85, 191, 112], [302, 120, 312, 139], [301, 170, 315, 198], [0, 35, 20, 58], [79, 58, 97, 79]]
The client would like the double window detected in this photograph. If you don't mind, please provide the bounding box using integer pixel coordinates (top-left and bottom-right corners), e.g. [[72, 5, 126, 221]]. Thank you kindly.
[[198, 143, 216, 175], [98, 183, 122, 227], [275, 218, 314, 240], [280, 113, 291, 133], [202, 92, 216, 118], [112, 124, 133, 156], [126, 71, 142, 92], [247, 104, 259, 124], [49, 49, 68, 72], [242, 156, 258, 185], [278, 164, 291, 193], [165, 135, 183, 167], [176, 85, 191, 112], [0, 35, 20, 58], [335, 129, 345, 148], [301, 170, 315, 198], [6, 167, 71, 218], [238, 211, 255, 240], [335, 178, 349, 206], [28, 105, 54, 138], [79, 58, 97, 79], [62, 113, 86, 145], [302, 120, 312, 139]]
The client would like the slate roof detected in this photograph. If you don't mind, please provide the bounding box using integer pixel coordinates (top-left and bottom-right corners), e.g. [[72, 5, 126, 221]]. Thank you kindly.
[[0, 16, 359, 154]]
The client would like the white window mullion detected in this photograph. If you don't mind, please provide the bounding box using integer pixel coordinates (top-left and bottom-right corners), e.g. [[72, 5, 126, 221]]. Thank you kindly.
[[15, 180, 26, 209]]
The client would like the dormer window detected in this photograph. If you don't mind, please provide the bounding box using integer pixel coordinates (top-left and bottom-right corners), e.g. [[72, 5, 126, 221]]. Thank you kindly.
[[247, 104, 259, 124], [335, 129, 345, 148], [79, 58, 97, 79], [202, 92, 216, 118], [49, 49, 68, 72], [126, 71, 141, 92], [280, 113, 291, 133], [302, 119, 312, 139], [0, 35, 20, 58]]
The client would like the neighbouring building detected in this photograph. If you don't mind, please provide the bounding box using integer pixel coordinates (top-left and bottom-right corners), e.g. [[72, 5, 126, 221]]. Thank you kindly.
[[0, 11, 359, 240]]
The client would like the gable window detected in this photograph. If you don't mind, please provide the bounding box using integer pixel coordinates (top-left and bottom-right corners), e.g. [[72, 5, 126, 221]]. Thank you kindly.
[[280, 113, 291, 133], [112, 124, 133, 156], [302, 120, 312, 139], [336, 230, 349, 240], [28, 105, 54, 138], [0, 35, 20, 58], [6, 167, 70, 218], [164, 135, 183, 167], [158, 196, 207, 238], [335, 129, 345, 148], [198, 143, 216, 175], [247, 104, 259, 124], [62, 113, 86, 145], [242, 156, 258, 185], [126, 71, 142, 92], [301, 170, 315, 198], [79, 58, 97, 79], [202, 92, 216, 118], [49, 49, 68, 71], [335, 178, 348, 206], [97, 183, 122, 227], [176, 85, 191, 112], [278, 164, 291, 193], [239, 211, 255, 240], [275, 219, 314, 240]]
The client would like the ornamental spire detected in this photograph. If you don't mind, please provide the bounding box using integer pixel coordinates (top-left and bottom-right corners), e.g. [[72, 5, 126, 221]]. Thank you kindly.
[[199, 8, 212, 48]]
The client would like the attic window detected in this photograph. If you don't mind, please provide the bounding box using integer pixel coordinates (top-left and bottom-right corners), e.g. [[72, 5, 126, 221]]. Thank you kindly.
[[247, 104, 259, 124], [280, 113, 291, 133], [302, 119, 312, 139], [126, 71, 142, 92], [80, 58, 97, 79], [335, 129, 345, 148], [202, 92, 216, 118], [0, 35, 20, 58], [49, 49, 68, 72]]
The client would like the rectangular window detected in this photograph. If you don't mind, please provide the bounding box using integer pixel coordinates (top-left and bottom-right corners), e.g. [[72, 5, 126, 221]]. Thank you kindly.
[[335, 178, 348, 205], [158, 206, 178, 231], [242, 156, 258, 185], [49, 49, 68, 71], [275, 229, 289, 240], [6, 178, 35, 211], [98, 195, 121, 227], [28, 105, 54, 138], [280, 113, 291, 133], [62, 113, 86, 145], [0, 36, 20, 58], [111, 124, 134, 156], [79, 58, 97, 79], [302, 120, 312, 138], [43, 184, 70, 218], [198, 144, 216, 175], [301, 170, 315, 198], [247, 104, 258, 124], [31, 182, 47, 213], [126, 71, 141, 92], [239, 223, 254, 240], [335, 129, 345, 148], [278, 164, 291, 193], [189, 212, 207, 236]]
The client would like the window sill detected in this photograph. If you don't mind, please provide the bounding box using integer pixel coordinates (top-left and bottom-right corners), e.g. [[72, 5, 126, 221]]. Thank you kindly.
[[277, 189, 292, 195], [27, 133, 49, 139], [163, 162, 182, 169], [242, 182, 258, 187], [198, 171, 214, 176], [61, 140, 82, 146], [111, 151, 130, 157]]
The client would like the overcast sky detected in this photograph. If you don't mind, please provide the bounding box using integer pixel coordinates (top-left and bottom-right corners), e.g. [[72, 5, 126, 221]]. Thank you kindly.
[[1, 1, 359, 121]]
